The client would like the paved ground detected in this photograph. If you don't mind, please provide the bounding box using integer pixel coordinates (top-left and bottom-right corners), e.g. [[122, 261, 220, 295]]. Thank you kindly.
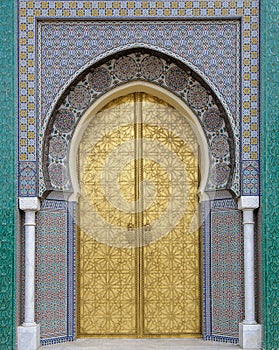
[[43, 338, 241, 350]]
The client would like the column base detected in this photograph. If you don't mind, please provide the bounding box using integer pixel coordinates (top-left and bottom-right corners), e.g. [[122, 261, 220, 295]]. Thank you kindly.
[[239, 322, 262, 349], [17, 324, 40, 350]]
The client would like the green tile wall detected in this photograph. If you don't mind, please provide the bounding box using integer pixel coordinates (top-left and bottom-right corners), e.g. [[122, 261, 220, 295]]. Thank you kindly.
[[261, 1, 279, 349], [0, 1, 17, 349]]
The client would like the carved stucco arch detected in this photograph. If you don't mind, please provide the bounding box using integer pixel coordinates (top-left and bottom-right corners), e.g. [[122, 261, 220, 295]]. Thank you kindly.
[[68, 81, 209, 202], [42, 49, 239, 198]]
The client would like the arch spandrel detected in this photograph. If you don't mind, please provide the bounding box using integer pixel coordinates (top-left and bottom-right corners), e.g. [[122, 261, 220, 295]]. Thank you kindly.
[[41, 50, 240, 198], [40, 44, 237, 132]]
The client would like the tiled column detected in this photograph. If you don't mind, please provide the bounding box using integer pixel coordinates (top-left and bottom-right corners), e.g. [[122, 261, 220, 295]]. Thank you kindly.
[[17, 197, 40, 350], [238, 196, 262, 349]]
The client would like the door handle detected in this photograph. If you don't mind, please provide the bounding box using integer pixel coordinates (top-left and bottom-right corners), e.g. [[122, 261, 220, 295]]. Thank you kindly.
[[127, 222, 152, 232], [127, 222, 134, 231], [144, 221, 151, 232]]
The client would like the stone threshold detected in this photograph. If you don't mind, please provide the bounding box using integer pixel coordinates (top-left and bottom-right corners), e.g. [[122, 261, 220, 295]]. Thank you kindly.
[[43, 338, 241, 350]]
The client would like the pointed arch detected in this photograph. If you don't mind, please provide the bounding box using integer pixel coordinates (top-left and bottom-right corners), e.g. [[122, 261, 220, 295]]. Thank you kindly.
[[42, 50, 239, 197]]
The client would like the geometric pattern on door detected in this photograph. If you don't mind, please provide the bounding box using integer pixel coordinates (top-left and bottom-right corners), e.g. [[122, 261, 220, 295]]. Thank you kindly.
[[78, 93, 201, 337]]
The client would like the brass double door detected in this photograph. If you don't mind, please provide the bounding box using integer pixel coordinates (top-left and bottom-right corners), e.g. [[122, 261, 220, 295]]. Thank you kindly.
[[78, 93, 201, 338]]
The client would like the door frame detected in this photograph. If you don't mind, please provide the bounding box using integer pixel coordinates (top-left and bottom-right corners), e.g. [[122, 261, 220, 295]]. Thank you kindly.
[[76, 91, 203, 337]]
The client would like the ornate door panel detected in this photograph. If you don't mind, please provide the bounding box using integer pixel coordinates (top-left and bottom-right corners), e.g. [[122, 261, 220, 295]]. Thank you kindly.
[[78, 95, 138, 336], [141, 94, 200, 336], [78, 93, 200, 337]]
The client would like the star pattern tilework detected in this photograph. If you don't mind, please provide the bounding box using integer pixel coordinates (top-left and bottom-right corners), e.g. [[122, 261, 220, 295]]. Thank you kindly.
[[18, 0, 260, 196]]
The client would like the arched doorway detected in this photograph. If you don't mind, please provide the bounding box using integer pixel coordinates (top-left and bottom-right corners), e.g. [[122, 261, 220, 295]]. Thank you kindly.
[[39, 51, 243, 346], [77, 92, 201, 338]]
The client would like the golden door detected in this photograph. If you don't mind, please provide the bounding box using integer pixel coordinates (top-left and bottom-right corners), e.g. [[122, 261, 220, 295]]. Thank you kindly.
[[78, 93, 201, 338]]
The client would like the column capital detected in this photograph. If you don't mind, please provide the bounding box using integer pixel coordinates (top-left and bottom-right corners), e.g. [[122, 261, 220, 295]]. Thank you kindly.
[[19, 197, 40, 211], [238, 196, 259, 210]]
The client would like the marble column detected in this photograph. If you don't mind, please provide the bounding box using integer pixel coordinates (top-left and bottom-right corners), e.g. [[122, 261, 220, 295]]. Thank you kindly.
[[17, 197, 40, 350], [238, 196, 262, 349]]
